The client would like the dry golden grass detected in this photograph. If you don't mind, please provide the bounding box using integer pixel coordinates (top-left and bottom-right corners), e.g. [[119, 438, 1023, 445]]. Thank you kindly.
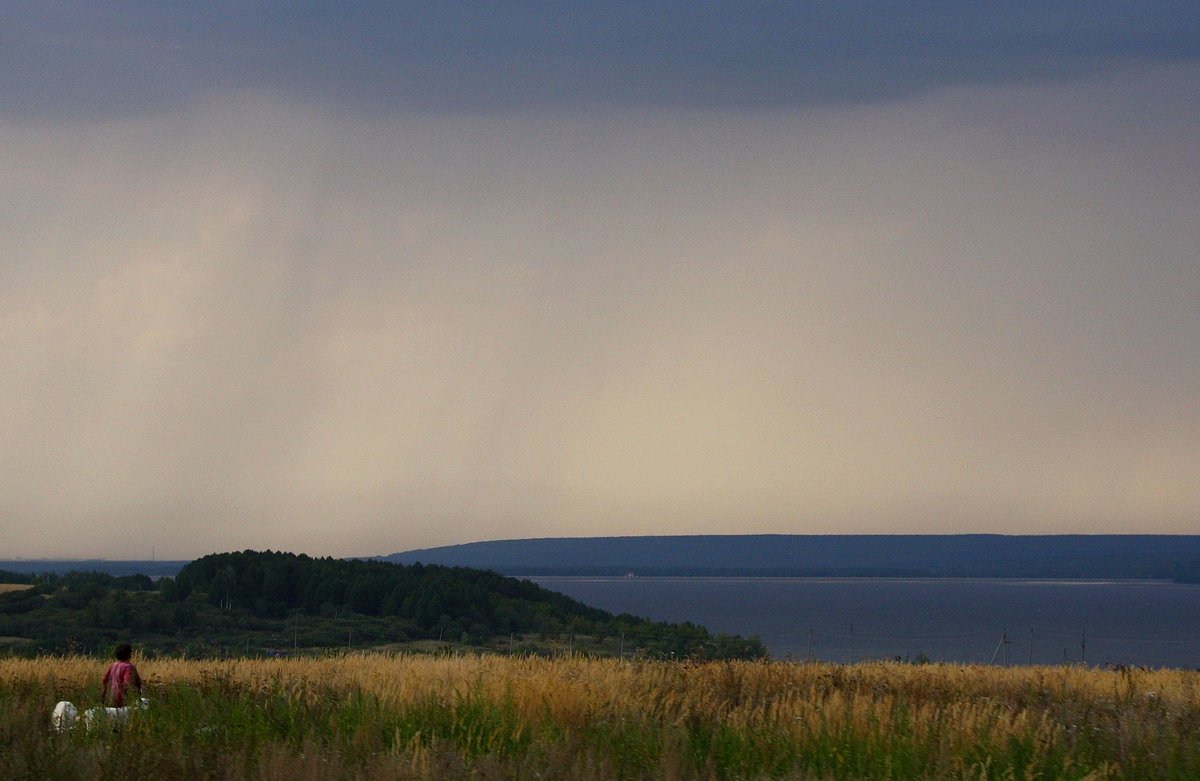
[[11, 652, 1199, 729], [7, 653, 1199, 779], [0, 583, 33, 594]]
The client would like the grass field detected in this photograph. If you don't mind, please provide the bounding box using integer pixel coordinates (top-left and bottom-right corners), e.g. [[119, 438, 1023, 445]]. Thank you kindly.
[[3, 653, 1198, 780], [0, 583, 33, 594]]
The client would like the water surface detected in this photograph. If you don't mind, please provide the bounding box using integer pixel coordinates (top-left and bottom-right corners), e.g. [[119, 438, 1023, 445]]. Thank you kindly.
[[529, 577, 1200, 668]]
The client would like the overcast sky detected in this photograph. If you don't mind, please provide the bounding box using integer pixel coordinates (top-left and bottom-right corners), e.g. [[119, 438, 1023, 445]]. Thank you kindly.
[[3, 3, 1198, 559]]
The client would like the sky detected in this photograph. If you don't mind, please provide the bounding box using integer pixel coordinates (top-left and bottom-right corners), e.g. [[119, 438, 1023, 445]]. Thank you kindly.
[[2, 3, 1198, 559]]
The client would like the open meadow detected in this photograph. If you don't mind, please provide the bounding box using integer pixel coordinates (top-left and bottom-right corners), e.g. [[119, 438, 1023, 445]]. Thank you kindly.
[[3, 653, 1199, 780]]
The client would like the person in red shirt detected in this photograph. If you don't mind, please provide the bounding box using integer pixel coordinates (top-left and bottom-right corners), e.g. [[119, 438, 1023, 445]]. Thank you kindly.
[[100, 643, 143, 707]]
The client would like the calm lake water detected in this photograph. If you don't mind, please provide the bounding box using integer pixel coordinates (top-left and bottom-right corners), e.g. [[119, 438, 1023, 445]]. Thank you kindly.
[[527, 577, 1200, 669]]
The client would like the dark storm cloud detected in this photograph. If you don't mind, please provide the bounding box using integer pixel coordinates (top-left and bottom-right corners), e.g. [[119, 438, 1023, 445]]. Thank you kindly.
[[3, 3, 1198, 558], [4, 2, 1198, 119]]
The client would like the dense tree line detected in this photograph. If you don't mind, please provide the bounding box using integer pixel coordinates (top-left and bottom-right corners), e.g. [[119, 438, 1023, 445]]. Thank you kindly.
[[173, 551, 618, 634], [172, 551, 764, 658], [0, 552, 766, 660], [0, 570, 166, 654]]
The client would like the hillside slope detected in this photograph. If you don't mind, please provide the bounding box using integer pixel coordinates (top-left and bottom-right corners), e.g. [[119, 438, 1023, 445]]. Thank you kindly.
[[382, 534, 1200, 580], [0, 551, 766, 659]]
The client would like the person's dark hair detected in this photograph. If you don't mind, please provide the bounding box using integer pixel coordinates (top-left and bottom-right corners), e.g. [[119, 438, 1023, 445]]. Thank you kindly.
[[114, 643, 133, 661]]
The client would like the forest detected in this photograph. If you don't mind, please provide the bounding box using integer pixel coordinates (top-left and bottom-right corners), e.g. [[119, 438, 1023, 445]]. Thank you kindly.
[[0, 550, 766, 660]]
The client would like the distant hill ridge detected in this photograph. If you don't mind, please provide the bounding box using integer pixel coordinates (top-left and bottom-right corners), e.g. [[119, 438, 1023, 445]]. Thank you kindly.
[[8, 535, 1200, 582], [381, 534, 1200, 581]]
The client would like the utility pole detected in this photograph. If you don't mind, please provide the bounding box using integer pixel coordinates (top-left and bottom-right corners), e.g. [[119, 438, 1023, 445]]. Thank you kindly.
[[990, 632, 1007, 665], [1081, 626, 1087, 666], [1028, 628, 1034, 666], [808, 628, 814, 662], [849, 623, 855, 665], [990, 629, 1013, 665]]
